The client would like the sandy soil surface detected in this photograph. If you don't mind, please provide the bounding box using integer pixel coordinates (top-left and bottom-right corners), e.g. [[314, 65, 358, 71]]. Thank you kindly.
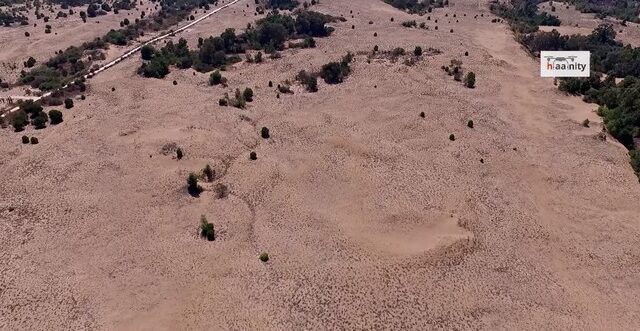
[[0, 0, 159, 82], [539, 1, 640, 46], [1, 0, 640, 329]]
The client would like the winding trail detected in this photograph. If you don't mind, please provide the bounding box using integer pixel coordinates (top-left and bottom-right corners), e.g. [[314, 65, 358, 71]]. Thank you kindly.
[[1, 0, 242, 118]]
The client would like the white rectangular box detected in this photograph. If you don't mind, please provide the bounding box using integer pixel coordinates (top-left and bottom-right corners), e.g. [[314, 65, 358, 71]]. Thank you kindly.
[[540, 51, 590, 77]]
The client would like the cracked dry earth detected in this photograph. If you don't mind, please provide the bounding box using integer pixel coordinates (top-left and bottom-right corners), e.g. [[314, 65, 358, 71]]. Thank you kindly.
[[1, 0, 640, 329]]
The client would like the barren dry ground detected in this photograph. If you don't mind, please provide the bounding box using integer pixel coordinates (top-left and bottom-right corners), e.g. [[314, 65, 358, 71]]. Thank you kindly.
[[1, 0, 640, 329]]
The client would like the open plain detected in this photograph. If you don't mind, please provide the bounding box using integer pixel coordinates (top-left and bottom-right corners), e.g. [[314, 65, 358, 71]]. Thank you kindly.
[[1, 0, 640, 329]]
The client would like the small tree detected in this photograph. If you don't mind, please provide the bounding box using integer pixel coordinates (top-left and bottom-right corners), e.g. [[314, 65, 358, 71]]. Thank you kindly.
[[414, 46, 423, 56], [64, 98, 74, 109], [21, 135, 29, 144], [200, 215, 215, 241], [449, 134, 456, 141], [261, 127, 270, 139], [464, 72, 476, 88], [250, 151, 257, 160], [467, 120, 474, 128], [176, 148, 184, 160], [49, 109, 63, 124], [420, 111, 425, 118], [203, 164, 214, 182], [30, 137, 39, 144]]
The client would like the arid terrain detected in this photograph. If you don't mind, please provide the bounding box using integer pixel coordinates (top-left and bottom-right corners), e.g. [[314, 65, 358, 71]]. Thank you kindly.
[[1, 0, 640, 329]]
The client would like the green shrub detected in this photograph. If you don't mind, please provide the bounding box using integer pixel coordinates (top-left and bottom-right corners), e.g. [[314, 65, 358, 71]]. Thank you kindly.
[[259, 252, 269, 262], [21, 135, 29, 144], [64, 98, 74, 109], [582, 119, 590, 127], [296, 70, 318, 92], [49, 110, 63, 124], [30, 137, 39, 144], [250, 151, 257, 160], [467, 120, 474, 128], [243, 87, 254, 102], [187, 172, 202, 195], [464, 72, 476, 88], [630, 149, 640, 181], [449, 134, 456, 141], [12, 112, 28, 132], [32, 111, 48, 129], [420, 111, 425, 118], [203, 164, 214, 182], [261, 127, 270, 139], [219, 98, 228, 106], [414, 46, 423, 56], [209, 70, 225, 85], [200, 215, 215, 241]]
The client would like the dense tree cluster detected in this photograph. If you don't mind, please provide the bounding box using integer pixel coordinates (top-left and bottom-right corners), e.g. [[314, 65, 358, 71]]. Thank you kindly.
[[491, 0, 560, 33], [138, 11, 337, 77], [565, 0, 640, 22], [384, 0, 448, 14]]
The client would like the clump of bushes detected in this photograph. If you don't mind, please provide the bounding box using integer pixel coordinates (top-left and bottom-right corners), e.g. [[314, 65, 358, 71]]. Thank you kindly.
[[209, 70, 227, 85], [320, 52, 353, 84], [296, 70, 318, 92], [401, 20, 417, 28]]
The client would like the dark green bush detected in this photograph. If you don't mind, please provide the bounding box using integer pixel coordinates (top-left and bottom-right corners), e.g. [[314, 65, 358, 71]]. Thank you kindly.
[[187, 172, 201, 195], [464, 72, 476, 88], [32, 111, 48, 129], [12, 112, 28, 132], [250, 151, 257, 160], [259, 252, 269, 262], [243, 87, 254, 102], [64, 98, 74, 109], [49, 109, 63, 124], [209, 70, 225, 85], [261, 127, 270, 139], [30, 137, 39, 144], [22, 135, 29, 144]]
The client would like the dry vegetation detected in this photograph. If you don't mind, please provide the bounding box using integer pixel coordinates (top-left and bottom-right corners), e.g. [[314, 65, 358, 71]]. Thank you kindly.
[[1, 0, 640, 329]]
